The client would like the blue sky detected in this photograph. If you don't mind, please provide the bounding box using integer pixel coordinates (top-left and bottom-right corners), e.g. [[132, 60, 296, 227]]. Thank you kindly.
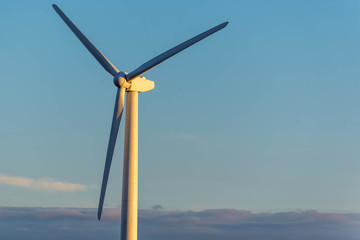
[[1, 0, 360, 216]]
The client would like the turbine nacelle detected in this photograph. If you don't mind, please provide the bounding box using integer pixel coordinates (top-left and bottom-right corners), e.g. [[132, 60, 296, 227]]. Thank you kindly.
[[127, 76, 154, 93], [113, 72, 154, 92]]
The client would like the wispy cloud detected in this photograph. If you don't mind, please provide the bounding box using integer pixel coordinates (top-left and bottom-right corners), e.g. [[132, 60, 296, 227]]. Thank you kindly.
[[0, 174, 86, 192], [0, 207, 359, 240]]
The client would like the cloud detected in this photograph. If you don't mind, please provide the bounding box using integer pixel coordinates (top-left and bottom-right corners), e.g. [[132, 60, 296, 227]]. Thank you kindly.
[[151, 204, 164, 210], [0, 174, 86, 192], [0, 207, 359, 240]]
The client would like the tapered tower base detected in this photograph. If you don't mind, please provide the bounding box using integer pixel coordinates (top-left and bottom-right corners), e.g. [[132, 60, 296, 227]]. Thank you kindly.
[[121, 91, 138, 240]]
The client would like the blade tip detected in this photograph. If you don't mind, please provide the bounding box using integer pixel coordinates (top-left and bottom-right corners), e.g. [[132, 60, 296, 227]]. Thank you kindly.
[[52, 4, 60, 13]]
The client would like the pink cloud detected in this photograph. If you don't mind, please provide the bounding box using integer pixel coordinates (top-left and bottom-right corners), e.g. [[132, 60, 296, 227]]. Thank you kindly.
[[0, 174, 86, 192]]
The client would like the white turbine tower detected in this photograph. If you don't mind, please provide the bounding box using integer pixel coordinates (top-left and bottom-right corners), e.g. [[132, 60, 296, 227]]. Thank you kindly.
[[53, 4, 228, 240]]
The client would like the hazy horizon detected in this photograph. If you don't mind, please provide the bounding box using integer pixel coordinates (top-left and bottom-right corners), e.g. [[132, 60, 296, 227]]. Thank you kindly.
[[1, 206, 359, 240]]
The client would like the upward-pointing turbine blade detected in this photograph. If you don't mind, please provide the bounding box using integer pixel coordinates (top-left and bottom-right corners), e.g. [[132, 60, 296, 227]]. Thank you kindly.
[[52, 4, 119, 76], [98, 87, 125, 220], [126, 21, 228, 80]]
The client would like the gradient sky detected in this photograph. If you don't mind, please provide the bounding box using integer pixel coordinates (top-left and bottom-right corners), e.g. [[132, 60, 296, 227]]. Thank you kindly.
[[1, 0, 360, 214]]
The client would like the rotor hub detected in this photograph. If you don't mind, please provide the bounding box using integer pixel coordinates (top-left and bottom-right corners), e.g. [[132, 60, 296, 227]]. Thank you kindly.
[[113, 72, 130, 88]]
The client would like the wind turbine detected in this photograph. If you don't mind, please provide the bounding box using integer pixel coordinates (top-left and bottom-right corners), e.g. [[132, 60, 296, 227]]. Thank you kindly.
[[52, 4, 228, 240]]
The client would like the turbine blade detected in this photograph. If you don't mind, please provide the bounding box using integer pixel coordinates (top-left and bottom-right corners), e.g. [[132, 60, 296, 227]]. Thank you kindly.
[[52, 4, 119, 76], [98, 87, 125, 220], [126, 21, 228, 80]]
